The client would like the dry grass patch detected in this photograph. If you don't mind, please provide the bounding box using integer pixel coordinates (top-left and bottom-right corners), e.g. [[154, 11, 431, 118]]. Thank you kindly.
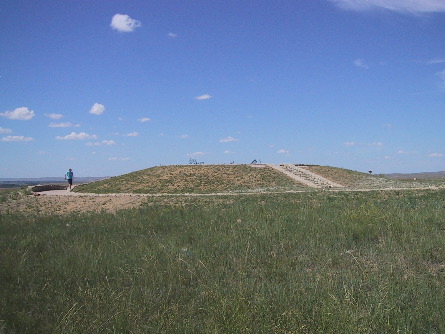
[[0, 194, 149, 215], [75, 165, 305, 194], [306, 165, 437, 189]]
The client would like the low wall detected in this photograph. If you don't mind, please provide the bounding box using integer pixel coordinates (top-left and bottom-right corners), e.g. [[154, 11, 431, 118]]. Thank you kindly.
[[31, 184, 68, 192]]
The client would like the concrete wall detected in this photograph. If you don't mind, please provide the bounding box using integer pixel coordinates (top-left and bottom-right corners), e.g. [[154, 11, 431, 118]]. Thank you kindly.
[[31, 184, 67, 192]]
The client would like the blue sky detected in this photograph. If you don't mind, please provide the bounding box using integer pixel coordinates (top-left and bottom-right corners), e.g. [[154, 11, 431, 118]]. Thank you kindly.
[[1, 0, 444, 177]]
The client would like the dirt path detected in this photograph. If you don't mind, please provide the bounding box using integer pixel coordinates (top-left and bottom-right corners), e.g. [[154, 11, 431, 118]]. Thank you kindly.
[[267, 164, 344, 188]]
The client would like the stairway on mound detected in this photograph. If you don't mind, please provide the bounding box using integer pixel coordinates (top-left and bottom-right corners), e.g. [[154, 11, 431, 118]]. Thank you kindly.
[[277, 164, 344, 188]]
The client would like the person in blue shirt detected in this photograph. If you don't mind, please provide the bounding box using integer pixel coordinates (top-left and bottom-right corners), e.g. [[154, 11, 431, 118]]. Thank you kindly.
[[65, 168, 74, 190]]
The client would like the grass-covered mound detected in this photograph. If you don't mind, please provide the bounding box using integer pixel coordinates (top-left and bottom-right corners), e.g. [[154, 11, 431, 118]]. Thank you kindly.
[[74, 164, 306, 194], [2, 189, 445, 332], [307, 165, 443, 189]]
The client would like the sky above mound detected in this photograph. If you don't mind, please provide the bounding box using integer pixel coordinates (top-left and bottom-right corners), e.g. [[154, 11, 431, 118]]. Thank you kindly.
[[1, 0, 444, 177]]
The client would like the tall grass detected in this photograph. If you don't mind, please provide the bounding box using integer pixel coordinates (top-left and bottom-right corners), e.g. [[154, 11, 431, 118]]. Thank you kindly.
[[1, 190, 445, 333]]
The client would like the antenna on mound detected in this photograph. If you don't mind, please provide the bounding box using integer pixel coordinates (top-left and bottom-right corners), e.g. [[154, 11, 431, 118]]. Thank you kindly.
[[189, 158, 204, 165]]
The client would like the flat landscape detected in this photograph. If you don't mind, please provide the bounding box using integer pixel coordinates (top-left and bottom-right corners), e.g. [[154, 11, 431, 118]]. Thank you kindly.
[[1, 164, 445, 333]]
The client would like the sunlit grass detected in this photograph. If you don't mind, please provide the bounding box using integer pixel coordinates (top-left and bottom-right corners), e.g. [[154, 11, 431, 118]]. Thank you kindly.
[[74, 165, 308, 194], [1, 189, 445, 333]]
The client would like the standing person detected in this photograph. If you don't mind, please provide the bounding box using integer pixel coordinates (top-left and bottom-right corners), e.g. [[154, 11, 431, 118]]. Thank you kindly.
[[65, 168, 74, 190]]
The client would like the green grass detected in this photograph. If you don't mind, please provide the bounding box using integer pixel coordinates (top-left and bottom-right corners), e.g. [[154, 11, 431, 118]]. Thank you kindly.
[[1, 190, 445, 333]]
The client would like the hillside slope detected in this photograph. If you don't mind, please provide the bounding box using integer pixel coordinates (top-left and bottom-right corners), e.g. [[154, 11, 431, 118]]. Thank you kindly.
[[74, 164, 306, 194], [74, 164, 444, 195]]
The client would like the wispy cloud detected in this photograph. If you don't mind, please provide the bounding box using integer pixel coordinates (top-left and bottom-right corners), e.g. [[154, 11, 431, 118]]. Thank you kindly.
[[0, 107, 35, 120], [277, 149, 289, 154], [178, 134, 190, 139], [168, 32, 177, 38], [428, 58, 445, 64], [49, 122, 79, 128], [344, 141, 383, 148], [328, 0, 445, 13], [86, 140, 116, 146], [1, 135, 34, 142], [187, 152, 207, 158], [56, 132, 98, 140], [369, 142, 384, 147], [89, 103, 105, 115], [45, 113, 63, 119], [108, 157, 130, 161], [220, 136, 239, 143], [436, 69, 445, 88], [0, 127, 12, 134], [428, 153, 444, 157], [138, 117, 151, 123], [224, 150, 235, 154], [195, 94, 212, 100], [354, 59, 369, 69], [125, 131, 139, 137], [110, 14, 142, 32]]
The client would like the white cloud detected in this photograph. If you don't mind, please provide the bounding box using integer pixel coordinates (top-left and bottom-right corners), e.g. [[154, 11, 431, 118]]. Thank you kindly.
[[429, 153, 444, 157], [224, 150, 235, 154], [369, 142, 383, 147], [354, 59, 369, 69], [397, 150, 410, 154], [0, 107, 35, 120], [428, 58, 445, 64], [0, 127, 12, 134], [1, 135, 34, 142], [102, 140, 116, 145], [344, 141, 356, 146], [108, 157, 130, 161], [178, 134, 190, 139], [277, 149, 289, 154], [220, 136, 239, 143], [328, 0, 445, 13], [138, 117, 151, 123], [56, 132, 98, 140], [86, 140, 116, 146], [45, 113, 63, 119], [49, 122, 79, 128], [89, 103, 105, 115], [187, 152, 207, 158], [110, 14, 142, 32], [125, 131, 139, 137], [195, 94, 212, 100], [168, 33, 177, 38]]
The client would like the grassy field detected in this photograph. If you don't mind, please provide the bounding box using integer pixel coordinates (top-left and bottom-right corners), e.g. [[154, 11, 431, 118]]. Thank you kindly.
[[1, 188, 445, 333]]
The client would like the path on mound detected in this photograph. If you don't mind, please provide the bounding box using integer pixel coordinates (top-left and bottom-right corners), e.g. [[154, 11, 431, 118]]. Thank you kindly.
[[267, 164, 344, 188]]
